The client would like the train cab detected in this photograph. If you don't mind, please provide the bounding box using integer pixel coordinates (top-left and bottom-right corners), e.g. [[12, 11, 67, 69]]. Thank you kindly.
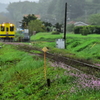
[[0, 22, 16, 41]]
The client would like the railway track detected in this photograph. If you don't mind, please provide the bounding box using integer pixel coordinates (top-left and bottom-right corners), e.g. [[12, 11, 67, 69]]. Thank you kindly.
[[48, 52, 100, 77], [16, 44, 100, 78], [3, 42, 100, 78]]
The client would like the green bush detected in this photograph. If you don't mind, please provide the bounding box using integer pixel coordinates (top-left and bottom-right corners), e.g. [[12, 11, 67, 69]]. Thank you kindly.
[[14, 32, 24, 42], [80, 27, 90, 35], [74, 26, 83, 34], [74, 25, 100, 35], [94, 26, 100, 34], [52, 31, 60, 34], [87, 26, 95, 34]]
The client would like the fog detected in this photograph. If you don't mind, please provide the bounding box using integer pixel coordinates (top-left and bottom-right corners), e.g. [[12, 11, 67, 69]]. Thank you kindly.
[[0, 0, 100, 26], [0, 0, 39, 4]]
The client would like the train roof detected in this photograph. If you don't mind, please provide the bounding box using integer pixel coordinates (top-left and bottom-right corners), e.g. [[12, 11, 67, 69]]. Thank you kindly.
[[1, 22, 14, 24]]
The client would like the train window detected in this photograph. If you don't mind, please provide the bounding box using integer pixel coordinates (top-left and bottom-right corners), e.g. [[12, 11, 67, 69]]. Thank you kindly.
[[6, 27, 9, 31], [10, 26, 14, 31], [1, 26, 4, 31]]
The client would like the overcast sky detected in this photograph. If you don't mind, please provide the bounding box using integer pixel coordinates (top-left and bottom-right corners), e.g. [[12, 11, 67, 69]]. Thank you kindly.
[[0, 0, 39, 4]]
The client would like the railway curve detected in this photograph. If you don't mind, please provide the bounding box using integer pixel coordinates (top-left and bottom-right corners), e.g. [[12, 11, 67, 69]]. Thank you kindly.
[[3, 42, 100, 78]]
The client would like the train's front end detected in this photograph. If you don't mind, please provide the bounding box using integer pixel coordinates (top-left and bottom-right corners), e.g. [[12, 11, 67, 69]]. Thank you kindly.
[[0, 22, 16, 40]]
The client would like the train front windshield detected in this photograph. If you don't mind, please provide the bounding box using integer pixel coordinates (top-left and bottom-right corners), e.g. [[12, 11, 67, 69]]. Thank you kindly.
[[1, 26, 5, 31], [10, 26, 14, 31]]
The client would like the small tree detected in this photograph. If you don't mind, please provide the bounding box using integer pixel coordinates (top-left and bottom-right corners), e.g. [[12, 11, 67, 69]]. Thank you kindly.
[[28, 20, 46, 35], [21, 14, 37, 29], [54, 23, 62, 33], [42, 21, 52, 32]]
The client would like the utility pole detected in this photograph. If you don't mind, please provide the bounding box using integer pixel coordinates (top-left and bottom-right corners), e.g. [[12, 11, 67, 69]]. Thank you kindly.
[[63, 2, 67, 48]]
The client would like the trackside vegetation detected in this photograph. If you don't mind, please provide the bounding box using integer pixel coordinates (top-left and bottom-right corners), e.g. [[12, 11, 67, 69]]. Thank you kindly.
[[74, 25, 100, 35], [31, 32, 100, 63], [0, 32, 100, 99]]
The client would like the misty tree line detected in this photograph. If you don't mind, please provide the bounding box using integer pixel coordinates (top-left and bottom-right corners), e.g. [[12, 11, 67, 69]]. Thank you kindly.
[[0, 0, 100, 26]]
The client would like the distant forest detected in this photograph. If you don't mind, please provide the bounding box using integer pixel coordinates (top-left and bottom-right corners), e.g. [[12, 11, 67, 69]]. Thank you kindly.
[[0, 0, 100, 26]]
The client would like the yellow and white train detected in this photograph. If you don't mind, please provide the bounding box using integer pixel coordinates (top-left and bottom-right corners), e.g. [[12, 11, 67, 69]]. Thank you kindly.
[[0, 22, 16, 41]]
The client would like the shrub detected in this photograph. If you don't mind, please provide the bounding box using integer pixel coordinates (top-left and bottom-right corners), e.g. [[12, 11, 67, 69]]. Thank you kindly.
[[74, 25, 100, 35], [94, 26, 100, 34], [80, 27, 90, 35], [52, 31, 60, 34], [74, 26, 83, 34], [14, 32, 24, 42]]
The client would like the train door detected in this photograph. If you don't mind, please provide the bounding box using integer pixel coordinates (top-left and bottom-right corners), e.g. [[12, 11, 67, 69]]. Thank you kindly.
[[6, 27, 9, 36]]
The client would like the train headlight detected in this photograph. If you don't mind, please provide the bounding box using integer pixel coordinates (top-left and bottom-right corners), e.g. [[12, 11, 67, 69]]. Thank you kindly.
[[2, 24, 5, 26], [10, 24, 13, 26]]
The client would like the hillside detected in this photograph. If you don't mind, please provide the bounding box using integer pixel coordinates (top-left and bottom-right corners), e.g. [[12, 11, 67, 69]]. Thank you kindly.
[[86, 0, 93, 2]]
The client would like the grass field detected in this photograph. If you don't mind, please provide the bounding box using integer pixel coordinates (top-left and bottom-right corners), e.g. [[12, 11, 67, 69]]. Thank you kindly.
[[0, 32, 100, 99], [31, 32, 100, 63]]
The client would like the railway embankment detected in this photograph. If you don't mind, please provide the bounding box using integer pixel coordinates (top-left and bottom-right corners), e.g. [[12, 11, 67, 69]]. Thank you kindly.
[[0, 42, 100, 99], [2, 41, 100, 78], [1, 32, 100, 99]]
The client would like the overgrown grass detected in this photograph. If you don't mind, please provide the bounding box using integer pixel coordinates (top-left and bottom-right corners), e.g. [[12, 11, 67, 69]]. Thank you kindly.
[[0, 42, 100, 99], [31, 32, 63, 41], [0, 44, 44, 83], [30, 32, 100, 63]]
